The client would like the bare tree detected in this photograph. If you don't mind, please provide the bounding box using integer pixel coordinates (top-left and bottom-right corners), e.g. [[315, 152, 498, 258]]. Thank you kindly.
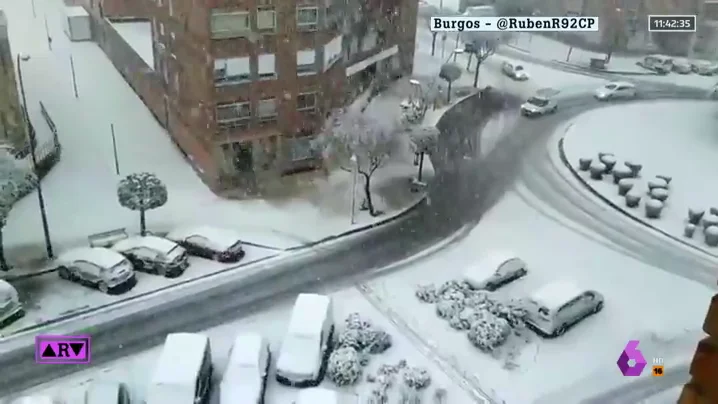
[[408, 126, 439, 182], [463, 35, 498, 87], [315, 103, 404, 217], [439, 63, 462, 103]]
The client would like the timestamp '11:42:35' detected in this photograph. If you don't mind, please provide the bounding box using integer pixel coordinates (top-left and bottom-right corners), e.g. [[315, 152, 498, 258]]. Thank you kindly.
[[648, 15, 696, 32]]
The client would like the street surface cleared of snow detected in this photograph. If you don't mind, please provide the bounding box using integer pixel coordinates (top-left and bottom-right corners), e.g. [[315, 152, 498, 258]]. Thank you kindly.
[[359, 189, 714, 403], [562, 100, 718, 256], [14, 287, 476, 403], [0, 0, 432, 265], [0, 246, 279, 337], [110, 21, 154, 69]]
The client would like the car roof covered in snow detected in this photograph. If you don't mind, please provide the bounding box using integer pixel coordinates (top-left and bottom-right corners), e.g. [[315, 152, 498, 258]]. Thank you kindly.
[[0, 279, 16, 294], [167, 226, 241, 250], [112, 235, 178, 254], [469, 251, 522, 274], [296, 387, 339, 404], [288, 293, 331, 337], [530, 281, 585, 311], [150, 333, 209, 390], [226, 333, 265, 370], [58, 247, 125, 268]]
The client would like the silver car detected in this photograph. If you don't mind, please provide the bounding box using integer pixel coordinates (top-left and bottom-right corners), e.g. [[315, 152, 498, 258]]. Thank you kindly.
[[501, 62, 528, 80], [525, 281, 604, 337], [55, 247, 136, 294], [520, 96, 557, 117], [112, 236, 189, 278]]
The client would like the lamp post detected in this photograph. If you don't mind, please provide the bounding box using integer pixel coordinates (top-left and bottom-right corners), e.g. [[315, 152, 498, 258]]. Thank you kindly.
[[17, 54, 54, 259], [350, 154, 358, 224]]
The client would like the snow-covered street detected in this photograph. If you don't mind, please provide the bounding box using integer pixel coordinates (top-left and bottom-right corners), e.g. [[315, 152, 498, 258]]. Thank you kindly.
[[561, 100, 718, 257]]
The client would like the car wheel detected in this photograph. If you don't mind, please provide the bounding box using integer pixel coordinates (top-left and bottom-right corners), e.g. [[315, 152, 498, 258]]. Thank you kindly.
[[57, 266, 71, 280], [554, 324, 568, 336], [98, 282, 109, 294], [155, 265, 167, 276], [485, 283, 496, 291], [593, 301, 604, 313]]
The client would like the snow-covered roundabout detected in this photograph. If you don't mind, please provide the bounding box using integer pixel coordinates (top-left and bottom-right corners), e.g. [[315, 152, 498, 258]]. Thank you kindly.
[[561, 100, 718, 256]]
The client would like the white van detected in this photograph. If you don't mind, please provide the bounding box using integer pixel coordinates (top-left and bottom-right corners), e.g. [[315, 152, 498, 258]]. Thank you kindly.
[[525, 281, 604, 337], [462, 251, 527, 291], [219, 333, 270, 404], [0, 279, 23, 327], [276, 293, 334, 387], [146, 333, 213, 404]]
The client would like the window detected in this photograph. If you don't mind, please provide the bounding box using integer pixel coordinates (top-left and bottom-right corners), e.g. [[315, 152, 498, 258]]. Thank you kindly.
[[297, 7, 318, 30], [257, 7, 276, 31], [296, 49, 316, 75], [210, 11, 250, 39], [214, 57, 251, 85], [297, 92, 316, 112], [222, 142, 254, 172], [257, 53, 276, 80], [216, 102, 251, 127], [257, 98, 277, 122], [287, 136, 314, 161]]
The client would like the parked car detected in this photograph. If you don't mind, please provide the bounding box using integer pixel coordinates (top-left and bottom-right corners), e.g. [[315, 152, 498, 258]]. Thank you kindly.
[[501, 61, 529, 80], [520, 95, 557, 117], [638, 54, 672, 74], [462, 251, 527, 291], [525, 280, 604, 337], [147, 333, 213, 404], [0, 279, 23, 328], [166, 226, 245, 263], [594, 81, 637, 101], [276, 293, 335, 387], [672, 59, 692, 74], [55, 247, 136, 294], [220, 333, 271, 404], [692, 60, 718, 75], [84, 381, 132, 404], [111, 236, 189, 278], [10, 396, 65, 404]]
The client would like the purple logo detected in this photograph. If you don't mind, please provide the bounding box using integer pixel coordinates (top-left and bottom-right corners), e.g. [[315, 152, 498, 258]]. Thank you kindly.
[[35, 335, 91, 364], [617, 340, 647, 376]]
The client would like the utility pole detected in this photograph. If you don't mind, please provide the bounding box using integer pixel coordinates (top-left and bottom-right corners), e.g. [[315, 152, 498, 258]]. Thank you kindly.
[[110, 124, 120, 175], [70, 55, 78, 98]]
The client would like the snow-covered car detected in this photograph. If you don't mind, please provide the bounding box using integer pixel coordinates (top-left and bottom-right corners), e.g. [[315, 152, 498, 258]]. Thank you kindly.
[[84, 380, 132, 404], [0, 279, 23, 327], [276, 293, 335, 387], [520, 95, 557, 117], [147, 333, 213, 404], [672, 59, 692, 74], [692, 60, 718, 75], [166, 226, 245, 262], [462, 251, 527, 291], [55, 247, 136, 294], [594, 81, 636, 101], [501, 61, 528, 80], [111, 235, 189, 278], [11, 396, 65, 404], [220, 333, 271, 404], [525, 280, 604, 337]]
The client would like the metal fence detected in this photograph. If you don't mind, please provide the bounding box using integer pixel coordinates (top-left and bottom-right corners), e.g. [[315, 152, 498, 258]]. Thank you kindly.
[[12, 101, 62, 194]]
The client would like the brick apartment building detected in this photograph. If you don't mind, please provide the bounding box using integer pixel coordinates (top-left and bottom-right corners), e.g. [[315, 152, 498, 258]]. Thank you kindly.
[[0, 10, 27, 149], [78, 0, 417, 195]]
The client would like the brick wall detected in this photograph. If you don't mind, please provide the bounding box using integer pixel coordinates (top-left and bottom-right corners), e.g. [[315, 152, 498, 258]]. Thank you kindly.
[[679, 294, 718, 403], [0, 11, 26, 148]]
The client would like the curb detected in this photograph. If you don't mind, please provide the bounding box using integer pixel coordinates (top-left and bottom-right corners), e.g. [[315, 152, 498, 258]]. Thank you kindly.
[[550, 60, 659, 76], [556, 137, 718, 259], [0, 267, 57, 282]]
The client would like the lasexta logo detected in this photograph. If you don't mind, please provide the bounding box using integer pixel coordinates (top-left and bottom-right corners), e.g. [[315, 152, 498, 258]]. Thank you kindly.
[[617, 340, 647, 376]]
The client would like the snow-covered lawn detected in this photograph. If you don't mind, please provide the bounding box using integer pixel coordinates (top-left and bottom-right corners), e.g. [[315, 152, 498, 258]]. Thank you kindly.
[[561, 100, 718, 256], [0, 245, 279, 336], [14, 287, 477, 403], [357, 190, 714, 403], [0, 0, 432, 266]]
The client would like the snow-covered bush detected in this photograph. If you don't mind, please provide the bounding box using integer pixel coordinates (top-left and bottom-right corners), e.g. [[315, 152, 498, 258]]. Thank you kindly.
[[488, 299, 528, 328], [705, 226, 718, 247], [399, 385, 423, 404], [346, 312, 372, 330], [436, 299, 464, 319], [647, 178, 667, 191], [0, 149, 37, 270], [339, 328, 365, 349], [618, 179, 634, 196], [432, 388, 448, 404], [366, 329, 392, 354], [645, 199, 663, 218], [685, 224, 696, 238], [578, 157, 592, 171], [598, 152, 614, 160], [710, 207, 718, 217], [612, 167, 632, 184], [367, 361, 405, 404], [589, 162, 606, 179], [703, 214, 718, 229], [467, 310, 511, 352], [625, 191, 641, 208], [415, 284, 439, 303], [624, 161, 642, 177], [688, 208, 705, 225], [656, 175, 672, 185], [599, 154, 616, 172], [117, 172, 168, 236], [402, 366, 431, 390], [650, 188, 669, 201], [339, 313, 392, 354], [327, 347, 363, 386]]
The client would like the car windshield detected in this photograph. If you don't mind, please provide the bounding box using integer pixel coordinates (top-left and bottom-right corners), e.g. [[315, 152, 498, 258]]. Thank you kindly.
[[605, 84, 617, 90], [515, 65, 523, 71], [527, 97, 548, 107]]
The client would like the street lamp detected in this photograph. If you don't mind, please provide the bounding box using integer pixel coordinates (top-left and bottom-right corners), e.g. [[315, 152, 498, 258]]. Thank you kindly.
[[349, 154, 358, 225], [17, 53, 54, 259]]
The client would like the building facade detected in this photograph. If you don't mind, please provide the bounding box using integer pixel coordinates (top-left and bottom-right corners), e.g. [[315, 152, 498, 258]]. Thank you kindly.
[[81, 0, 416, 195], [0, 11, 27, 149]]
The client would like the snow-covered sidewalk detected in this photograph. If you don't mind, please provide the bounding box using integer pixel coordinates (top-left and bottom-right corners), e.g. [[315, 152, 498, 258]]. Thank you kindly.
[[0, 0, 432, 268], [559, 100, 718, 257]]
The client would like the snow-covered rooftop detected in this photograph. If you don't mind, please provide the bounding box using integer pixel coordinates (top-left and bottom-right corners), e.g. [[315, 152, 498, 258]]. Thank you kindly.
[[57, 247, 125, 268], [529, 280, 584, 311], [296, 387, 339, 403], [149, 333, 209, 390], [112, 235, 178, 255], [287, 293, 331, 337]]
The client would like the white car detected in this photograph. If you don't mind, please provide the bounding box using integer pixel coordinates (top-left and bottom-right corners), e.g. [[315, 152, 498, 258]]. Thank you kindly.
[[84, 381, 132, 404], [166, 226, 245, 263], [55, 247, 136, 294], [692, 60, 718, 75], [11, 396, 65, 404], [594, 82, 636, 101], [672, 59, 692, 74], [220, 333, 271, 404], [112, 236, 189, 278], [0, 279, 23, 327], [501, 61, 528, 80], [520, 96, 557, 117], [525, 280, 604, 337], [462, 252, 528, 291]]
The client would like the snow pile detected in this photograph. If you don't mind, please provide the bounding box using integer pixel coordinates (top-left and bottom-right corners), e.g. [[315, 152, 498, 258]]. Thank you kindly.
[[365, 360, 444, 404], [415, 279, 527, 352], [327, 346, 363, 386]]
